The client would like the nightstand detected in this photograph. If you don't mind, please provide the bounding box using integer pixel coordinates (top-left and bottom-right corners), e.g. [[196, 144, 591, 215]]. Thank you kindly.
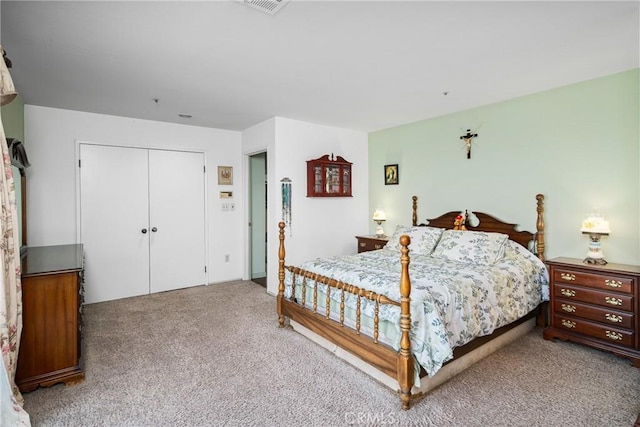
[[355, 236, 388, 253], [543, 257, 640, 367]]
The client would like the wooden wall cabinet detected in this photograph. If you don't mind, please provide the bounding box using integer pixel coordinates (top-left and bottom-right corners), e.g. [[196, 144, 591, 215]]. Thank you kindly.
[[16, 244, 85, 392], [306, 154, 352, 197]]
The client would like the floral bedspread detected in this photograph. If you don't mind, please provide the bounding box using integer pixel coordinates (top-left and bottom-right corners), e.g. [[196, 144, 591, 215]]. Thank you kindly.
[[284, 240, 549, 376]]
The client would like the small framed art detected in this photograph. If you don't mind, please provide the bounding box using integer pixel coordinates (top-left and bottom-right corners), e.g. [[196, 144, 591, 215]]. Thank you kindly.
[[218, 166, 233, 185], [384, 164, 399, 185]]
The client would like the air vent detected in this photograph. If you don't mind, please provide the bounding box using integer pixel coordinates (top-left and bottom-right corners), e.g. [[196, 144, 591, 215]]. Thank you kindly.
[[238, 0, 290, 15]]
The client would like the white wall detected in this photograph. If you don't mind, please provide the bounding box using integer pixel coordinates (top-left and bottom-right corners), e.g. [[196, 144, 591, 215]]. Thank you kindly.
[[24, 105, 244, 284], [266, 117, 369, 295]]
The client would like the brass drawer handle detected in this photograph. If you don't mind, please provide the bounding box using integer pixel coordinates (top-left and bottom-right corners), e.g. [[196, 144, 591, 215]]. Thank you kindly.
[[374, 244, 382, 249], [359, 243, 366, 247], [605, 330, 623, 341], [561, 288, 576, 298], [605, 313, 623, 323], [561, 319, 576, 329], [561, 304, 576, 313], [560, 273, 575, 281], [604, 297, 623, 306], [604, 279, 622, 288]]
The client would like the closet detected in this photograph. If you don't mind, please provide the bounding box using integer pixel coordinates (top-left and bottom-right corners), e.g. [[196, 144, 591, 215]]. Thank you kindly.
[[79, 144, 206, 303]]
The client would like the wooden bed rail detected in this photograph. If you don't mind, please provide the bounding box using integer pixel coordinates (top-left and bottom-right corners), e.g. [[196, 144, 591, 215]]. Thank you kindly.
[[276, 222, 416, 409]]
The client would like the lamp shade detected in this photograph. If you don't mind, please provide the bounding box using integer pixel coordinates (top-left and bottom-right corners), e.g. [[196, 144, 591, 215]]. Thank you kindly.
[[0, 45, 17, 106], [581, 214, 610, 234], [373, 209, 386, 222]]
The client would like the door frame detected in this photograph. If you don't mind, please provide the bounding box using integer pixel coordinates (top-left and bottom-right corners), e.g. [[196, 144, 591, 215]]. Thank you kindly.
[[75, 140, 209, 290], [243, 149, 268, 284]]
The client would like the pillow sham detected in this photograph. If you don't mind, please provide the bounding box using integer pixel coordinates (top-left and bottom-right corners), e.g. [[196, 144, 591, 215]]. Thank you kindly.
[[430, 229, 509, 265], [384, 225, 444, 255]]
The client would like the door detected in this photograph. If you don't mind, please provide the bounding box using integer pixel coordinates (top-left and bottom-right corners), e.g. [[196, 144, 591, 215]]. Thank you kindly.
[[79, 144, 206, 303], [80, 144, 150, 303], [148, 149, 206, 293]]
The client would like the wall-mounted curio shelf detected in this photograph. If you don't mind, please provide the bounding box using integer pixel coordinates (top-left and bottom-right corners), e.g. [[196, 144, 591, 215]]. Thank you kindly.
[[306, 154, 352, 197]]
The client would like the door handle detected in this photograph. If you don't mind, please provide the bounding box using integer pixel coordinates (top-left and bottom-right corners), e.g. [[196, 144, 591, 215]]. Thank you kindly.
[[151, 227, 158, 232], [141, 228, 148, 234]]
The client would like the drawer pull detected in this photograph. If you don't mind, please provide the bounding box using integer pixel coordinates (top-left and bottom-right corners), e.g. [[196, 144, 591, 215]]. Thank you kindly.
[[359, 243, 366, 247], [374, 245, 382, 249], [561, 288, 576, 298], [561, 319, 576, 329], [560, 273, 575, 281], [561, 304, 576, 313], [604, 279, 622, 288], [605, 330, 623, 341], [604, 297, 623, 306], [604, 313, 623, 323]]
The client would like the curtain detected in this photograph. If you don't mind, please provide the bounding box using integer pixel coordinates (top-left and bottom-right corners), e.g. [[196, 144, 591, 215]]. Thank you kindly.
[[0, 44, 31, 426]]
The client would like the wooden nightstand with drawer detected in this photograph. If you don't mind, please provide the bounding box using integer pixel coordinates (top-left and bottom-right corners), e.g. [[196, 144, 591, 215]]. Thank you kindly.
[[355, 236, 388, 253], [543, 257, 640, 367]]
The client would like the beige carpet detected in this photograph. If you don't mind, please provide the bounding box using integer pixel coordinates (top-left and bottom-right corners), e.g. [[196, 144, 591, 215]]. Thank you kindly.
[[22, 281, 640, 426]]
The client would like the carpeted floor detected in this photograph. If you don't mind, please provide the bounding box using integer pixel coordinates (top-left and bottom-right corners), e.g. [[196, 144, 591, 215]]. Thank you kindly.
[[22, 281, 640, 426]]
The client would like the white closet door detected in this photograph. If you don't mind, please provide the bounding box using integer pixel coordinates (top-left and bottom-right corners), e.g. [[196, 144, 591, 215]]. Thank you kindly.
[[148, 149, 206, 293], [80, 144, 150, 303]]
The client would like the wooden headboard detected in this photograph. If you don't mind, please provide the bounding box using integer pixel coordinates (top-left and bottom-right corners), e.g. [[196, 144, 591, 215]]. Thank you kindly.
[[411, 194, 545, 261]]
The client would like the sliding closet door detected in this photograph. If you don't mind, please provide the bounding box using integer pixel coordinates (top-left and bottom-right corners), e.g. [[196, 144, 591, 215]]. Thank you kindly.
[[148, 150, 206, 293], [80, 144, 150, 303]]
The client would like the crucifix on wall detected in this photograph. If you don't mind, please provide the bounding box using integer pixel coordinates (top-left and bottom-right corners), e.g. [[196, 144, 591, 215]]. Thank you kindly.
[[459, 129, 478, 159]]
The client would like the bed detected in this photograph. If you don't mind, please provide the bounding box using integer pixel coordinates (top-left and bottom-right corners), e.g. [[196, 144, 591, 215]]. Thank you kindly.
[[277, 194, 548, 410]]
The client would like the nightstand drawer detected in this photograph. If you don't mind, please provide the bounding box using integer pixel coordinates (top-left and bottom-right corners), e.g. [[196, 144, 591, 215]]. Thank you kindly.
[[552, 314, 635, 348], [553, 285, 633, 311], [356, 236, 388, 253], [554, 298, 634, 329], [554, 269, 633, 294]]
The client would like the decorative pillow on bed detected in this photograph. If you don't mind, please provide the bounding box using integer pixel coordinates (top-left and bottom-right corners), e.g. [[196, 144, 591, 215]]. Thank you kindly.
[[385, 225, 444, 255], [430, 229, 509, 265]]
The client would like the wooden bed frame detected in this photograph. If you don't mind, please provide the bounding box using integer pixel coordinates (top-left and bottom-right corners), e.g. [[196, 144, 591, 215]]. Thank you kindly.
[[277, 194, 546, 410]]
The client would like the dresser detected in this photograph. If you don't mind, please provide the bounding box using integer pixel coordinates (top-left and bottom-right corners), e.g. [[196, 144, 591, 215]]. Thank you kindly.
[[543, 257, 639, 367], [16, 244, 85, 392], [355, 235, 388, 253]]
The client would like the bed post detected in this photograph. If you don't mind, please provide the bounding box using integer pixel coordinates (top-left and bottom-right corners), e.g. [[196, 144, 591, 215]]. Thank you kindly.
[[535, 194, 545, 261], [412, 196, 418, 226], [397, 234, 414, 410], [277, 222, 286, 328]]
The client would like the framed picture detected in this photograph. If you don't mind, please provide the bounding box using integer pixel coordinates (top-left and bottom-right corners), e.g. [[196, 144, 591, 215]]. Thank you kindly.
[[218, 166, 233, 185], [384, 164, 399, 185]]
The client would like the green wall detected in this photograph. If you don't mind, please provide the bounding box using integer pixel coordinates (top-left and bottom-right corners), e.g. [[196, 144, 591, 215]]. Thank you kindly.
[[1, 93, 25, 247], [1, 92, 24, 141], [369, 69, 640, 265]]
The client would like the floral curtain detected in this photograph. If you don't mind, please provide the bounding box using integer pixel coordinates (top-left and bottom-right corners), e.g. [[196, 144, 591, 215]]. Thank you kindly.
[[0, 44, 30, 426]]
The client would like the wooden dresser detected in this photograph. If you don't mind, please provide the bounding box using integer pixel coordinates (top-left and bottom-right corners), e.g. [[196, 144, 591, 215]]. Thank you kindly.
[[355, 235, 388, 253], [543, 257, 639, 367], [16, 244, 85, 392]]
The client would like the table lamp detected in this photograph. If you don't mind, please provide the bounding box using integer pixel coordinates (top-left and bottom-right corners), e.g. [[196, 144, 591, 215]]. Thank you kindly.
[[581, 213, 610, 265], [373, 209, 387, 238]]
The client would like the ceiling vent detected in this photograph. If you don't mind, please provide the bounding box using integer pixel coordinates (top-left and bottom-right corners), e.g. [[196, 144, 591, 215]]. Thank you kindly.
[[238, 0, 290, 16]]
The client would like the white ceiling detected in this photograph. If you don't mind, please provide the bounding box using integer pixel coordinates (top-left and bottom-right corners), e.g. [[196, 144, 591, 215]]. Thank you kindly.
[[1, 1, 638, 132]]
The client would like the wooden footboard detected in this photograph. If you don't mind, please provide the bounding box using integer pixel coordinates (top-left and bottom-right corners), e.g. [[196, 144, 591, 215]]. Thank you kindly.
[[277, 222, 416, 409]]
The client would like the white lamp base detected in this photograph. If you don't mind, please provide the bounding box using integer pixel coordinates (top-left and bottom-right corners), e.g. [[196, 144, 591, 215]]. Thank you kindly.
[[375, 223, 386, 238], [584, 233, 608, 265]]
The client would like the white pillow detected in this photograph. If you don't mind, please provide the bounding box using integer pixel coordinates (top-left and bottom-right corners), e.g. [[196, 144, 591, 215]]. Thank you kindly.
[[431, 229, 508, 265], [385, 225, 444, 255]]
